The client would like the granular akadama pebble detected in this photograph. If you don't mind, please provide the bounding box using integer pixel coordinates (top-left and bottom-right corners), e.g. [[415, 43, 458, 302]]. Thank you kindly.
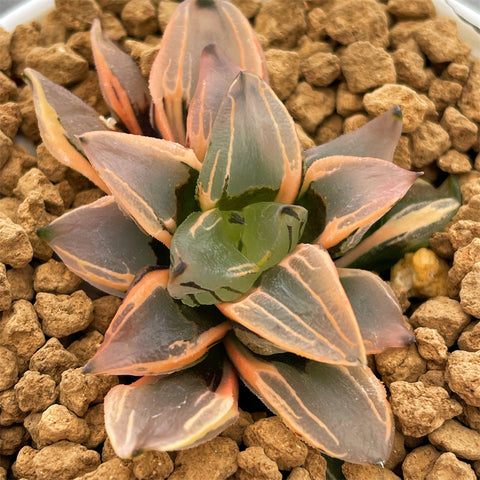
[[243, 416, 308, 470], [32, 440, 100, 480], [425, 452, 476, 480], [14, 370, 57, 413], [29, 338, 80, 384], [447, 238, 480, 297], [121, 0, 158, 39], [83, 403, 106, 449], [7, 264, 34, 301], [389, 381, 462, 437], [236, 446, 282, 480], [0, 214, 33, 269], [458, 59, 480, 122], [411, 121, 451, 169], [446, 350, 480, 407], [414, 327, 448, 365], [285, 82, 335, 134], [36, 404, 89, 446], [75, 457, 135, 480], [409, 296, 470, 347], [375, 344, 426, 386], [0, 299, 45, 372], [363, 84, 432, 133], [132, 450, 174, 480], [67, 330, 103, 365], [340, 41, 396, 94], [402, 444, 441, 480], [0, 346, 18, 391], [448, 220, 480, 250], [168, 436, 238, 480], [440, 106, 478, 152], [303, 447, 327, 480], [0, 387, 27, 426], [459, 263, 480, 318], [428, 419, 480, 461], [0, 424, 28, 456], [458, 321, 480, 352], [33, 259, 82, 295], [0, 263, 12, 311], [34, 290, 94, 338]]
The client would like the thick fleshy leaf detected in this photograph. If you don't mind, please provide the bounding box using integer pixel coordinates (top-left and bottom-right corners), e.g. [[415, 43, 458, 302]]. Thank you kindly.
[[186, 44, 241, 162], [24, 68, 110, 192], [149, 0, 267, 143], [197, 71, 303, 210], [224, 334, 394, 464], [83, 267, 231, 375], [336, 177, 462, 271], [299, 156, 419, 248], [37, 196, 156, 296], [338, 268, 414, 354], [304, 106, 403, 169], [90, 19, 153, 136], [168, 203, 307, 306], [79, 131, 201, 248], [104, 350, 238, 457], [219, 243, 366, 366]]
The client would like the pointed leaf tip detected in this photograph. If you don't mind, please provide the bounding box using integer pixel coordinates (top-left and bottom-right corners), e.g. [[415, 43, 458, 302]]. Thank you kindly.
[[197, 71, 302, 211], [90, 18, 152, 136], [149, 0, 267, 143]]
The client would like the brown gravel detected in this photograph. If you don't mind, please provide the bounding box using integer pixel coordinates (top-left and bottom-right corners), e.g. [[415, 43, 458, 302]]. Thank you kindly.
[[0, 0, 480, 478]]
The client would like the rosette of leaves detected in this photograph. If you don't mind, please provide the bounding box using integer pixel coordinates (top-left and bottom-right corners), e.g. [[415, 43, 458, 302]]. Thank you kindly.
[[25, 0, 460, 465]]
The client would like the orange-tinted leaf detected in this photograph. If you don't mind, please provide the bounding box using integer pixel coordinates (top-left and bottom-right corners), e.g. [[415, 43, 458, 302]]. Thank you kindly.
[[299, 156, 419, 248], [104, 351, 238, 457], [37, 196, 156, 296], [84, 267, 231, 375], [197, 71, 302, 210], [338, 268, 414, 354], [219, 243, 366, 366], [24, 68, 110, 192], [304, 106, 403, 168], [186, 44, 241, 162], [91, 19, 153, 136], [224, 334, 394, 465], [149, 0, 267, 144], [80, 131, 201, 247]]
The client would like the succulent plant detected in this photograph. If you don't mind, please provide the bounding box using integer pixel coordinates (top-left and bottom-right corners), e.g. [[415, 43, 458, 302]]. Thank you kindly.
[[25, 0, 461, 466]]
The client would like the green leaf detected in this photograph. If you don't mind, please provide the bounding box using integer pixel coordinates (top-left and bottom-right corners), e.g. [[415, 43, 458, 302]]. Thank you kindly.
[[90, 19, 154, 136], [224, 334, 394, 465], [299, 155, 419, 248], [104, 349, 238, 457], [149, 0, 267, 143], [197, 71, 303, 210], [186, 44, 241, 162], [338, 268, 414, 354], [24, 68, 110, 192], [79, 131, 201, 248], [325, 456, 346, 480], [37, 196, 156, 297], [168, 203, 307, 305], [304, 106, 403, 169], [219, 243, 366, 366], [83, 267, 231, 376], [336, 177, 462, 271]]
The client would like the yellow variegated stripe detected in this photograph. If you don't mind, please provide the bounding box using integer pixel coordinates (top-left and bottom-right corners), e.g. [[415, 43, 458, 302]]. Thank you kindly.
[[52, 245, 133, 296], [336, 198, 460, 267], [219, 244, 366, 366], [25, 69, 110, 193]]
